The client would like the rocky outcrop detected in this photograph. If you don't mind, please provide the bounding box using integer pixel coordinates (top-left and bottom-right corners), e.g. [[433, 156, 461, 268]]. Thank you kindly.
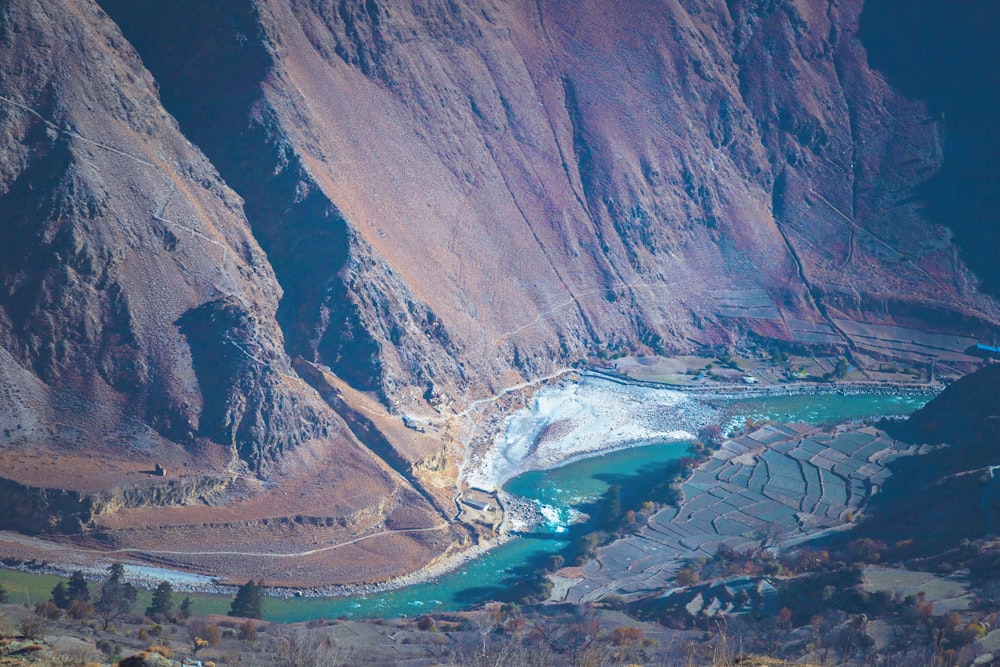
[[0, 473, 230, 534], [0, 479, 93, 534], [89, 474, 233, 517]]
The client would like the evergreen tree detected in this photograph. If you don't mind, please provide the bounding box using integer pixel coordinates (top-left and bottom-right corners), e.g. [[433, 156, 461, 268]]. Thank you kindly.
[[145, 581, 174, 620], [108, 562, 125, 583], [95, 567, 137, 630], [599, 484, 623, 530], [179, 596, 193, 619], [0, 583, 7, 603], [51, 581, 69, 609], [228, 578, 265, 619], [67, 571, 89, 602]]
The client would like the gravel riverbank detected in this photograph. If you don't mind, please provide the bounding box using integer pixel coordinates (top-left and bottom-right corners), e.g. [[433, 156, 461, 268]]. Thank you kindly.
[[1, 372, 939, 603]]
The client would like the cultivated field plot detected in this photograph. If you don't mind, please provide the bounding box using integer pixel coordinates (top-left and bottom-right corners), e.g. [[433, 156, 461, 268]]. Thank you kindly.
[[861, 565, 972, 614], [835, 320, 980, 364], [562, 424, 937, 603]]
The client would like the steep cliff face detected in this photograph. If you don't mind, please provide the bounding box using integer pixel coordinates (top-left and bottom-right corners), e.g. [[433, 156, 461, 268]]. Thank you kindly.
[[0, 0, 324, 472], [0, 0, 440, 514], [0, 473, 231, 535], [100, 0, 999, 415]]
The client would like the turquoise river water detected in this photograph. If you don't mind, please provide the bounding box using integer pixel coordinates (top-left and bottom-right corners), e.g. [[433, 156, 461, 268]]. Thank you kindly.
[[267, 390, 929, 622]]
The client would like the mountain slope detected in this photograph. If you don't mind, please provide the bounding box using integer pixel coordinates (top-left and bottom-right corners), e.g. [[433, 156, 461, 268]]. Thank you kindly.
[[100, 0, 999, 416], [0, 0, 446, 582], [858, 363, 1000, 548], [0, 0, 998, 582], [0, 0, 323, 472], [862, 0, 1000, 299]]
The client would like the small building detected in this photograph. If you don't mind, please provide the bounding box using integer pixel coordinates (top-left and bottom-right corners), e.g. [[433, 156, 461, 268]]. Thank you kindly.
[[464, 498, 492, 512], [742, 375, 758, 385]]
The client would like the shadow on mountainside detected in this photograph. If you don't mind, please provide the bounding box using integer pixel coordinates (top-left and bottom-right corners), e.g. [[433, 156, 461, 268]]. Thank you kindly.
[[858, 363, 1000, 550], [861, 0, 1000, 298]]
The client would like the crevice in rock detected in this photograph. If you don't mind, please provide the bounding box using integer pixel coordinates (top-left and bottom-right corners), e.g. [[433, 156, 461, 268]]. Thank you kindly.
[[770, 171, 857, 358], [98, 0, 383, 392]]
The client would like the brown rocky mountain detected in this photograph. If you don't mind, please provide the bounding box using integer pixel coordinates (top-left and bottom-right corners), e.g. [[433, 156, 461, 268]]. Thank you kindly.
[[0, 0, 997, 583], [0, 0, 450, 584], [100, 0, 999, 406]]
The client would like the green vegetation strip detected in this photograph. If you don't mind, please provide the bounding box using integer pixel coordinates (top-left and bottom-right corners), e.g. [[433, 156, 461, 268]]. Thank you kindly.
[[0, 569, 331, 621]]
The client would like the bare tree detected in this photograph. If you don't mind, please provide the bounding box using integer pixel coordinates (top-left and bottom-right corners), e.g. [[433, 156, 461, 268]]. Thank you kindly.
[[247, 627, 354, 667]]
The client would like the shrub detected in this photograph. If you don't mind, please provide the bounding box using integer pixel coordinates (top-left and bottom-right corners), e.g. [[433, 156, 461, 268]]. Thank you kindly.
[[18, 614, 46, 640], [611, 626, 643, 647], [35, 600, 61, 619], [189, 619, 222, 653], [675, 567, 700, 587], [147, 644, 173, 658], [67, 599, 94, 620], [846, 538, 887, 564], [238, 619, 258, 642]]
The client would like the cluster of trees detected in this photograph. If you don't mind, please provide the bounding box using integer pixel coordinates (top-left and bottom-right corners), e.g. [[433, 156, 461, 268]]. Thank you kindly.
[[42, 564, 162, 629], [671, 536, 897, 588], [823, 357, 850, 381], [34, 565, 264, 628]]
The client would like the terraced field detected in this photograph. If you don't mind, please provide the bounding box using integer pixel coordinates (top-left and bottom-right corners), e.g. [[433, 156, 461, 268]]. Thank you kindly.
[[562, 423, 937, 603]]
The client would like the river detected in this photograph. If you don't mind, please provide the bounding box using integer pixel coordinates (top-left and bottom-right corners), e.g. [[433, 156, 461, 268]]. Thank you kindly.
[[265, 389, 930, 622]]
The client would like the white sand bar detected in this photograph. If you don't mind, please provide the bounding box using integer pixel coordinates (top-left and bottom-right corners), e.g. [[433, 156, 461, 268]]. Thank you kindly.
[[466, 374, 718, 490]]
